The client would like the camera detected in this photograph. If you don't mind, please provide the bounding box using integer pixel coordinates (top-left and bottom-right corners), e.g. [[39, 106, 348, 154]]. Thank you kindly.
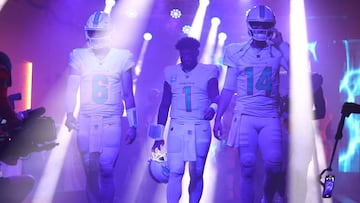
[[0, 107, 58, 160], [322, 174, 335, 198]]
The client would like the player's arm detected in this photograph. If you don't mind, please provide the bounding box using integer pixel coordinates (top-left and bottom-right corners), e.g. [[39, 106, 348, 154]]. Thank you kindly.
[[203, 77, 219, 120], [122, 67, 136, 110], [65, 67, 80, 131], [122, 66, 137, 144], [213, 66, 236, 140], [270, 29, 290, 71], [157, 81, 172, 126], [151, 81, 171, 151]]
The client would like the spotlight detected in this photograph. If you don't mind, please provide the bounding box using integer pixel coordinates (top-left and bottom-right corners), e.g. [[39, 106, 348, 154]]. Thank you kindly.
[[170, 8, 182, 19], [199, 0, 210, 6], [218, 32, 227, 41], [211, 17, 220, 26], [143, 32, 152, 41], [182, 25, 191, 35]]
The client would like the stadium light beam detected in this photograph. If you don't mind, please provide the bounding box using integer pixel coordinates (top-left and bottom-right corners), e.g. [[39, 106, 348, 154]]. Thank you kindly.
[[200, 17, 221, 64], [289, 0, 325, 202], [32, 90, 80, 203], [188, 0, 209, 40]]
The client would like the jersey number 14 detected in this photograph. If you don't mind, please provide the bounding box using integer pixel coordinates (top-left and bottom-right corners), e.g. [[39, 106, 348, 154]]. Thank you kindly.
[[245, 66, 272, 96]]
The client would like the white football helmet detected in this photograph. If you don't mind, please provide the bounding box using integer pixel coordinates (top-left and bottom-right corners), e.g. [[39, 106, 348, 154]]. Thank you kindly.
[[148, 151, 169, 183], [85, 11, 112, 49], [246, 5, 276, 41]]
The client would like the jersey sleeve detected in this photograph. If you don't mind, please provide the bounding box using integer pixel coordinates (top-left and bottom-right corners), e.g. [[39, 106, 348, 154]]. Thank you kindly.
[[68, 49, 81, 75], [223, 42, 251, 68], [121, 50, 135, 72], [163, 65, 175, 84], [223, 44, 239, 68], [278, 42, 290, 71], [208, 65, 219, 80], [222, 66, 237, 91]]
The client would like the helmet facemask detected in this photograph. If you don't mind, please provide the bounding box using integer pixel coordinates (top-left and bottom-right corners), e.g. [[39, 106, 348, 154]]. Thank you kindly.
[[148, 151, 169, 183], [246, 5, 276, 42], [248, 21, 275, 41]]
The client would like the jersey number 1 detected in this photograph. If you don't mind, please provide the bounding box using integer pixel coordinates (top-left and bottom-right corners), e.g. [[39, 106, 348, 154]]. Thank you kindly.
[[183, 86, 192, 112]]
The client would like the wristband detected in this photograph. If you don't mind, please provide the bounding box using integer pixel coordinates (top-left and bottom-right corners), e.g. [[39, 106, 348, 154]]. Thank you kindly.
[[126, 107, 138, 128], [209, 103, 218, 112], [148, 124, 165, 140]]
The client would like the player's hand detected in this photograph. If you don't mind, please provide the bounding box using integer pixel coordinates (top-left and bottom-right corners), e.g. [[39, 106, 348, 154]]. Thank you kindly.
[[125, 127, 136, 144], [152, 140, 165, 152], [65, 113, 78, 132], [213, 118, 223, 140], [270, 28, 283, 47], [203, 107, 216, 120]]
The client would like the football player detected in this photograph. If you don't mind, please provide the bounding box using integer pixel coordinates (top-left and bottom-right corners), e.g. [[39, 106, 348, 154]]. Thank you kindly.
[[151, 37, 219, 203], [65, 11, 137, 203], [213, 5, 289, 203]]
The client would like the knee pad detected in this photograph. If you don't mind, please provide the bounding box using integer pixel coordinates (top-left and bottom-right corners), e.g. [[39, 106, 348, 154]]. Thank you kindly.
[[240, 153, 256, 177], [264, 161, 282, 174], [264, 151, 283, 174]]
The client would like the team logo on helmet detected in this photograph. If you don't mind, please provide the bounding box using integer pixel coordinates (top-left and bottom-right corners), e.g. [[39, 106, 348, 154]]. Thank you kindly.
[[246, 5, 276, 41], [148, 151, 169, 183]]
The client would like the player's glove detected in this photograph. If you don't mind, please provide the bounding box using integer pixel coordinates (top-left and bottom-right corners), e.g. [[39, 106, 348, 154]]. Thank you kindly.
[[270, 28, 283, 47]]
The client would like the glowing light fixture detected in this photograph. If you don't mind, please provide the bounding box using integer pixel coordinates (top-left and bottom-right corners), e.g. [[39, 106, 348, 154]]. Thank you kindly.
[[218, 32, 227, 41], [211, 17, 220, 26], [143, 32, 152, 41], [170, 8, 182, 19], [182, 25, 191, 35]]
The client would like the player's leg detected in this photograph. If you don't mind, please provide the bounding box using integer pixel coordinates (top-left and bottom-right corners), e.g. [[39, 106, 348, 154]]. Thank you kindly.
[[276, 118, 289, 201], [166, 122, 186, 203], [77, 114, 100, 203], [188, 122, 211, 203], [236, 115, 258, 203], [99, 115, 122, 203], [259, 117, 283, 203]]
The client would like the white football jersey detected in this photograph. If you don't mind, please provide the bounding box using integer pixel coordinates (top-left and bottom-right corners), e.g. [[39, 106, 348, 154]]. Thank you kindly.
[[223, 41, 289, 117], [165, 63, 218, 120], [69, 48, 135, 115]]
